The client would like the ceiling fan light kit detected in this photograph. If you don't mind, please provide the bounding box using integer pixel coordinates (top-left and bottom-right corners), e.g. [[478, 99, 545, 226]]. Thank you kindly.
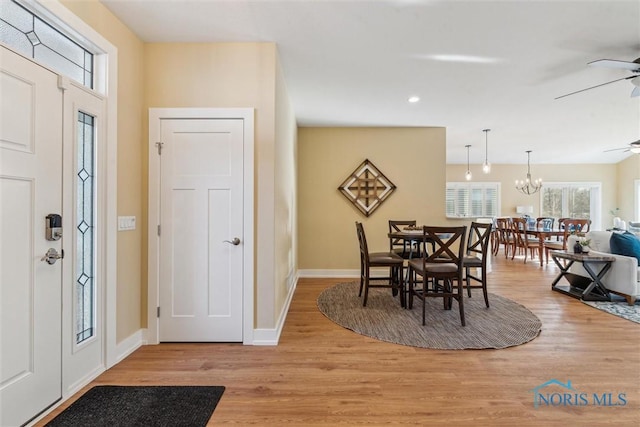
[[515, 150, 542, 195], [556, 57, 640, 99], [604, 139, 640, 154]]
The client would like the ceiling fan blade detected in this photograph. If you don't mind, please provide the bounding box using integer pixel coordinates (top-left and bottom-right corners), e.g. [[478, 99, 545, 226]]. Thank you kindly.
[[555, 75, 636, 100], [632, 86, 640, 97], [603, 147, 629, 152], [588, 59, 640, 72]]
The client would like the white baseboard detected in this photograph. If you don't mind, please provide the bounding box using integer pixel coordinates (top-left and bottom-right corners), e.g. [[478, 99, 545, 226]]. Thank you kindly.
[[251, 271, 299, 345], [115, 329, 145, 364], [298, 269, 390, 278], [298, 269, 358, 278]]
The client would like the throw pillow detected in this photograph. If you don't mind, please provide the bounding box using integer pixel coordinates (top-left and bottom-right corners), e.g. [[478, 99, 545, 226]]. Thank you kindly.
[[609, 231, 640, 266]]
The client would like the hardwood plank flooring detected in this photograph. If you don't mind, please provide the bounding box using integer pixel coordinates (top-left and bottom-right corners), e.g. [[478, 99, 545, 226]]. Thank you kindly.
[[37, 253, 640, 426]]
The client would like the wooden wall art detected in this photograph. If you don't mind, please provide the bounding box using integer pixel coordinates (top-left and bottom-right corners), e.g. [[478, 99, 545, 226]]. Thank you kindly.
[[338, 159, 396, 217]]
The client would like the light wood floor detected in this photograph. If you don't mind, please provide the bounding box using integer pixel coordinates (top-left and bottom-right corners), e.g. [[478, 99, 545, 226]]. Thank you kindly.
[[37, 253, 640, 426]]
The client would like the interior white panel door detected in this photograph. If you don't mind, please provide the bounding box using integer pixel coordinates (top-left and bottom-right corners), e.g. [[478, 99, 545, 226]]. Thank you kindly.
[[0, 46, 63, 427], [159, 119, 243, 342]]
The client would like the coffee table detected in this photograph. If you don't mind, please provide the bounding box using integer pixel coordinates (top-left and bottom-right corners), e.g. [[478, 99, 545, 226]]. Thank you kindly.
[[550, 250, 614, 301]]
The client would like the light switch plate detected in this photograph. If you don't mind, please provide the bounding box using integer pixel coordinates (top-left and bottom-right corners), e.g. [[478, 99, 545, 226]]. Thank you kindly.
[[118, 216, 136, 231]]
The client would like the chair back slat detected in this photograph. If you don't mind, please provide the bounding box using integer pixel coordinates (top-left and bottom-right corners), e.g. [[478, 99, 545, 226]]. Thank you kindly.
[[355, 221, 369, 263], [421, 225, 467, 266], [467, 221, 492, 259]]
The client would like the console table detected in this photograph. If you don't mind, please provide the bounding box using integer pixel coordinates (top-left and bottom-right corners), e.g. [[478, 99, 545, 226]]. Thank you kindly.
[[550, 250, 614, 301]]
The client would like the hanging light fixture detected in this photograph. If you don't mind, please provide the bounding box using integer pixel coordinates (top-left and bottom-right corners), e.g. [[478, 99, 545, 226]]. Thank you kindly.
[[482, 129, 491, 174], [464, 145, 472, 181], [515, 150, 542, 195]]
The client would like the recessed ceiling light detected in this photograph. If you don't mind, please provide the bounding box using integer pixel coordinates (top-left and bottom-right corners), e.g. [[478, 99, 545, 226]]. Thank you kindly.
[[408, 96, 420, 103]]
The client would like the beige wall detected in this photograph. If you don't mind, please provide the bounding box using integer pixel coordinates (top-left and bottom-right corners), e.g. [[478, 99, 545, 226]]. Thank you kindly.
[[446, 163, 617, 229], [298, 127, 446, 271], [62, 1, 297, 336], [144, 42, 294, 329], [61, 0, 144, 342], [274, 54, 297, 318], [616, 154, 640, 222]]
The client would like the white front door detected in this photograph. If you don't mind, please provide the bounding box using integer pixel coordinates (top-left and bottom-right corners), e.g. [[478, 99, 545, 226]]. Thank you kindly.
[[158, 118, 244, 342], [0, 46, 63, 427]]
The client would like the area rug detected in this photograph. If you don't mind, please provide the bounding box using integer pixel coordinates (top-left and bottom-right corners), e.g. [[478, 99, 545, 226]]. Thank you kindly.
[[581, 296, 640, 324], [45, 385, 225, 427], [317, 282, 542, 350]]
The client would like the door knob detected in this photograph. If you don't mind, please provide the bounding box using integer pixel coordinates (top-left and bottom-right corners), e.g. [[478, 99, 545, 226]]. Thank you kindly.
[[41, 248, 64, 265], [223, 237, 241, 246]]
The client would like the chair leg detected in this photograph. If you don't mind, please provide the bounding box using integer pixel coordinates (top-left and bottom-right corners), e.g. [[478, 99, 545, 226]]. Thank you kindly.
[[408, 268, 414, 310], [362, 272, 370, 307], [358, 262, 364, 297], [422, 279, 427, 326], [482, 268, 489, 308], [457, 280, 466, 326], [465, 267, 472, 298]]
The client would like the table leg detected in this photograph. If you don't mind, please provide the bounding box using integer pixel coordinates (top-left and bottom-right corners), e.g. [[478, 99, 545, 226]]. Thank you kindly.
[[551, 256, 573, 290], [581, 261, 612, 301], [538, 233, 545, 267]]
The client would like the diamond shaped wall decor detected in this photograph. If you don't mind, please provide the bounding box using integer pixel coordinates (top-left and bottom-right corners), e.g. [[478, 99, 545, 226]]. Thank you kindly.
[[338, 159, 396, 217]]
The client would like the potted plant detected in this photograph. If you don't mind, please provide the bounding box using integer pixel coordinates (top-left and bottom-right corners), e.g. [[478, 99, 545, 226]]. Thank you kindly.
[[574, 238, 591, 254]]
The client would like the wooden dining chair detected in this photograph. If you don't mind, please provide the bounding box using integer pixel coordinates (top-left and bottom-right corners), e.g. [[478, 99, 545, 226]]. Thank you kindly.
[[463, 222, 492, 307], [407, 225, 467, 326], [356, 222, 405, 307], [543, 218, 592, 264], [535, 217, 555, 231], [511, 217, 540, 263], [388, 219, 418, 259], [493, 217, 514, 258]]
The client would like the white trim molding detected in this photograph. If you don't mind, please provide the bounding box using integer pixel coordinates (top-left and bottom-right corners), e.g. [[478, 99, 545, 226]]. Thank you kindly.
[[147, 108, 255, 345], [23, 0, 119, 370]]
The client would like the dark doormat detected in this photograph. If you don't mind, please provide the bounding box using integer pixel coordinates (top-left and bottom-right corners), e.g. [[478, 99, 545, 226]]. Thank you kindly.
[[45, 385, 225, 427]]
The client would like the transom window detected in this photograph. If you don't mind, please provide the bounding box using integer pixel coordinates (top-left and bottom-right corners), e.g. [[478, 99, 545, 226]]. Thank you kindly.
[[446, 182, 500, 218], [0, 0, 93, 88]]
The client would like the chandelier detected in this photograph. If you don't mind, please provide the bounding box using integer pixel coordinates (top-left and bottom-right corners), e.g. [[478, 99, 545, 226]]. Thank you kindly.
[[515, 150, 542, 195]]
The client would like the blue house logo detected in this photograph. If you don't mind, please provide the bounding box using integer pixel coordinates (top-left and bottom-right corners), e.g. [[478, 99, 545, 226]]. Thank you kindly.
[[531, 379, 627, 408]]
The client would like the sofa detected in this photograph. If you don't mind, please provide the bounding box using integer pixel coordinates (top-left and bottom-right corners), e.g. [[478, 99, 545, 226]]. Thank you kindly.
[[566, 230, 639, 305]]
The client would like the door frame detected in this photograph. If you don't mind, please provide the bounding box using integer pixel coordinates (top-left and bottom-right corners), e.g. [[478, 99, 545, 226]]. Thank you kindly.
[[17, 0, 118, 377], [147, 108, 254, 345]]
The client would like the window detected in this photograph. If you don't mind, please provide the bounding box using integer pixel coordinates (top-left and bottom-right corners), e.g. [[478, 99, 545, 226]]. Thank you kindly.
[[0, 0, 93, 88], [76, 111, 96, 344], [446, 182, 500, 218], [540, 182, 601, 229]]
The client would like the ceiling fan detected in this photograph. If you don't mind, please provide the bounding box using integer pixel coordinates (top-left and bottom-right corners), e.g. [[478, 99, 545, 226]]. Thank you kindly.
[[604, 139, 640, 154], [555, 57, 640, 99]]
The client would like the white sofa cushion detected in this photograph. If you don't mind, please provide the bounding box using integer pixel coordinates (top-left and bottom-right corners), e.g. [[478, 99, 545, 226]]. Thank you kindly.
[[585, 230, 611, 253]]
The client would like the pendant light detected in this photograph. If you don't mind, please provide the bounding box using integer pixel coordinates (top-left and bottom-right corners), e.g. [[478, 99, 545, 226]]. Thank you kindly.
[[482, 129, 491, 174], [465, 145, 472, 181], [515, 150, 542, 195]]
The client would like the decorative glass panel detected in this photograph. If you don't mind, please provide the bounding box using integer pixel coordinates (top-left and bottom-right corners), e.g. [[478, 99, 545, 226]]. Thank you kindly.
[[76, 111, 95, 344], [338, 159, 396, 217], [0, 0, 93, 88]]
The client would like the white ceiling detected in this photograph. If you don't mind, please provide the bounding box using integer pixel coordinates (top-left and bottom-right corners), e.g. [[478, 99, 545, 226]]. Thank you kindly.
[[100, 0, 640, 165]]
